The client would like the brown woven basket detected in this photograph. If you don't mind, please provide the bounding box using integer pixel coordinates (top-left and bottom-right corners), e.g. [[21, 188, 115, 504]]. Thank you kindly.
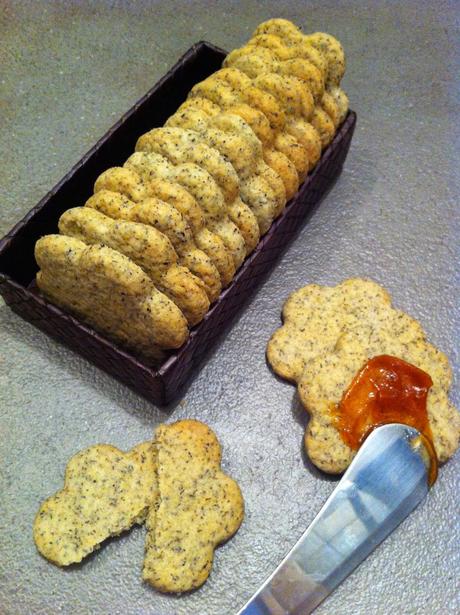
[[0, 41, 356, 406]]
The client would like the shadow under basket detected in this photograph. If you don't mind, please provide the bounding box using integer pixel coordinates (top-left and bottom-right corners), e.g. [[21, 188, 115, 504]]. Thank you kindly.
[[0, 41, 357, 406]]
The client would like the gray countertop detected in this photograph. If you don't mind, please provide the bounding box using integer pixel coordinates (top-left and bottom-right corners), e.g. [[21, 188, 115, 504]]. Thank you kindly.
[[1, 1, 459, 614]]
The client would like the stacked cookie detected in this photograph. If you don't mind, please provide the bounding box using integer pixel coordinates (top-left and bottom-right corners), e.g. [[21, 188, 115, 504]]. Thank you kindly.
[[267, 279, 460, 473], [34, 419, 244, 593], [35, 19, 349, 357]]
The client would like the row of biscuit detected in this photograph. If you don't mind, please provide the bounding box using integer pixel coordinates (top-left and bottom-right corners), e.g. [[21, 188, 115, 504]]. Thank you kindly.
[[35, 19, 349, 358]]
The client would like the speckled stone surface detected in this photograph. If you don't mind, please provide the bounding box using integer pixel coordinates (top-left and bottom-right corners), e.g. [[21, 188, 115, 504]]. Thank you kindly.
[[1, 1, 459, 614]]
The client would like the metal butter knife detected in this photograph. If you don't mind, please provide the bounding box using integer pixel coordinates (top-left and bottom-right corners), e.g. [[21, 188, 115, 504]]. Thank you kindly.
[[237, 423, 437, 615]]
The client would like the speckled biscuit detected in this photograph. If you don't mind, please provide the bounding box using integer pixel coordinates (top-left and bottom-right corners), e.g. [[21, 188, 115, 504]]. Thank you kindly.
[[227, 197, 260, 254], [208, 110, 263, 157], [190, 77, 242, 110], [252, 17, 303, 42], [225, 103, 274, 146], [249, 30, 329, 78], [250, 23, 334, 84], [86, 191, 194, 271], [310, 106, 336, 148], [328, 86, 349, 125], [136, 127, 240, 204], [178, 96, 221, 117], [299, 326, 459, 473], [246, 33, 294, 62], [135, 126, 257, 260], [225, 49, 275, 82], [321, 90, 341, 128], [222, 46, 326, 174], [263, 148, 299, 200], [255, 160, 286, 216], [35, 235, 188, 353], [59, 206, 177, 276], [239, 174, 277, 235], [147, 177, 206, 234], [276, 58, 325, 103], [209, 68, 286, 131], [143, 420, 244, 593], [223, 34, 340, 174], [224, 44, 324, 104], [60, 201, 211, 327], [124, 150, 174, 185], [168, 98, 285, 230], [138, 127, 241, 203], [189, 68, 275, 144], [169, 162, 246, 268], [254, 73, 314, 120], [123, 152, 238, 283], [237, 82, 286, 132], [34, 442, 157, 566], [267, 279, 460, 473], [273, 132, 310, 180], [267, 278, 404, 382], [200, 126, 260, 179], [166, 106, 211, 132], [94, 166, 147, 202], [84, 191, 221, 304], [305, 32, 346, 87]]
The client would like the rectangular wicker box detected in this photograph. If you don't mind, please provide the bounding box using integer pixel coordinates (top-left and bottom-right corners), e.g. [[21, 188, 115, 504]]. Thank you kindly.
[[0, 41, 356, 406]]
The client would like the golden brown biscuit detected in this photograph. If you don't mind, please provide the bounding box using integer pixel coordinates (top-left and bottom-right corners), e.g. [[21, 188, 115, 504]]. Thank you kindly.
[[177, 96, 221, 117], [94, 167, 146, 202], [166, 106, 211, 132], [200, 126, 260, 179], [255, 160, 286, 217], [254, 73, 313, 120], [267, 279, 460, 474], [328, 86, 349, 125], [124, 152, 240, 277], [263, 148, 299, 200], [59, 206, 177, 281], [225, 103, 274, 147], [59, 206, 210, 326], [190, 76, 243, 109], [321, 90, 341, 128], [252, 17, 302, 42], [225, 47, 276, 79], [267, 279, 398, 382], [247, 33, 294, 61], [249, 30, 329, 78], [227, 197, 260, 254], [305, 32, 346, 86], [140, 127, 240, 204], [124, 150, 174, 184], [239, 175, 277, 235], [147, 177, 206, 234], [34, 442, 157, 566], [284, 118, 322, 169], [299, 327, 459, 473], [35, 235, 188, 353], [276, 58, 325, 102], [143, 420, 244, 593], [310, 106, 336, 148], [273, 132, 310, 180], [85, 190, 221, 303]]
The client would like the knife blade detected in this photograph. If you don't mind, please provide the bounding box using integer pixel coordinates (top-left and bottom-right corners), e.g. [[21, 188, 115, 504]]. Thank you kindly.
[[236, 423, 437, 615]]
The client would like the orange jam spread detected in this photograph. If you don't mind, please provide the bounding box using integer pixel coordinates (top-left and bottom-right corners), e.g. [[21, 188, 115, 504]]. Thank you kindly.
[[333, 355, 434, 450]]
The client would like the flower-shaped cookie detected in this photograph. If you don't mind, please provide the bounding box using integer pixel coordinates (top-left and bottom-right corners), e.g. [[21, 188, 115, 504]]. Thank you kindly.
[[267, 279, 460, 472]]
